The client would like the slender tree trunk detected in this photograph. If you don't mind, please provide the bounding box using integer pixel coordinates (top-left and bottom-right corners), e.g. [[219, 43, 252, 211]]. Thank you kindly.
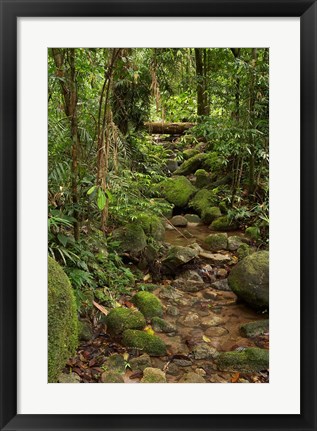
[[195, 48, 205, 117], [248, 48, 257, 196], [51, 48, 80, 241]]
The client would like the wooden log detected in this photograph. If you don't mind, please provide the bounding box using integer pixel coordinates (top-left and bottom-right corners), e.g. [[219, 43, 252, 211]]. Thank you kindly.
[[144, 121, 196, 134]]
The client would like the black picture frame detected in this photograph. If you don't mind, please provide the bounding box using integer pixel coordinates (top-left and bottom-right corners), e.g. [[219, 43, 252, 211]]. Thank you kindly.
[[0, 1, 316, 430]]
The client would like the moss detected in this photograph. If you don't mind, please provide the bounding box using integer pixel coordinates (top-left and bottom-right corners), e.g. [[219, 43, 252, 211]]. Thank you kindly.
[[102, 354, 126, 373], [240, 320, 269, 338], [201, 151, 222, 173], [184, 214, 201, 223], [132, 291, 163, 319], [122, 329, 167, 356], [210, 215, 238, 231], [237, 243, 251, 260], [157, 176, 196, 208], [189, 189, 218, 216], [174, 153, 208, 175], [204, 233, 228, 251], [141, 367, 166, 383], [106, 307, 146, 336], [129, 353, 152, 371], [48, 256, 78, 383], [195, 169, 212, 188], [183, 148, 200, 160], [216, 348, 269, 372], [245, 226, 261, 241], [138, 283, 159, 292], [112, 224, 147, 253], [136, 213, 165, 241], [219, 201, 227, 214], [228, 251, 269, 310], [201, 206, 221, 224]]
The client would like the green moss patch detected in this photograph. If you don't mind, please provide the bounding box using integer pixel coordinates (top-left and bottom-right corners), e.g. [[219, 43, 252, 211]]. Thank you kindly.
[[157, 176, 196, 208], [122, 329, 167, 356], [174, 153, 208, 175], [189, 189, 218, 217], [132, 291, 163, 319], [48, 256, 78, 383], [204, 233, 228, 251], [216, 347, 269, 372], [136, 213, 165, 241], [112, 224, 147, 253], [210, 215, 238, 231], [106, 307, 146, 336]]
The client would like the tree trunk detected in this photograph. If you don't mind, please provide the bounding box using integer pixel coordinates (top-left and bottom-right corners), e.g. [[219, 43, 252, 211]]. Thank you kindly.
[[51, 48, 80, 241], [144, 121, 195, 134], [195, 48, 209, 116]]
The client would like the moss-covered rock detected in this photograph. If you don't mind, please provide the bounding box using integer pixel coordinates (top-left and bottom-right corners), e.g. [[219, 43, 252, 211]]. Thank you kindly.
[[132, 291, 163, 319], [195, 169, 211, 188], [151, 317, 176, 333], [137, 213, 165, 241], [204, 233, 228, 251], [201, 206, 222, 224], [157, 176, 196, 208], [137, 283, 159, 292], [228, 251, 269, 310], [189, 189, 217, 216], [227, 235, 244, 251], [48, 256, 78, 383], [106, 308, 146, 336], [174, 153, 208, 176], [216, 347, 269, 372], [78, 319, 93, 341], [201, 151, 222, 173], [122, 329, 167, 356], [184, 214, 202, 223], [129, 353, 152, 371], [161, 245, 198, 272], [240, 320, 269, 338], [102, 354, 126, 373], [209, 215, 238, 231], [219, 200, 228, 214], [183, 148, 200, 160], [141, 367, 167, 383], [112, 224, 147, 253], [245, 226, 261, 241], [100, 371, 124, 383], [237, 243, 251, 260]]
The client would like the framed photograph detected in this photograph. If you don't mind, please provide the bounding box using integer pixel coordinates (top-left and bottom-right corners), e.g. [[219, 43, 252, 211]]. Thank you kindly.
[[0, 0, 316, 430]]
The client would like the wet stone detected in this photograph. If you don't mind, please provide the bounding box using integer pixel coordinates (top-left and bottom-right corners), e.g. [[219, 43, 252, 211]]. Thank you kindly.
[[200, 315, 224, 328], [178, 312, 201, 327], [216, 268, 228, 278], [173, 358, 192, 367], [159, 286, 183, 301], [166, 362, 182, 376], [202, 289, 218, 300], [129, 353, 152, 372], [199, 252, 231, 266], [166, 305, 180, 316], [211, 279, 231, 291], [179, 372, 206, 383], [58, 372, 81, 383], [193, 343, 219, 360], [204, 326, 228, 337]]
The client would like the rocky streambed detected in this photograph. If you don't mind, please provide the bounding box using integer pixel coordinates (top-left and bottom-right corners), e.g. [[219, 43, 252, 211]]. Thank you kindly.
[[62, 222, 269, 384]]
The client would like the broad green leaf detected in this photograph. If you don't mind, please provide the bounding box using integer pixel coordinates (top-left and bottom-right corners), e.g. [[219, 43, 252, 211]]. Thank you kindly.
[[57, 233, 68, 247], [87, 185, 96, 195], [97, 188, 106, 210]]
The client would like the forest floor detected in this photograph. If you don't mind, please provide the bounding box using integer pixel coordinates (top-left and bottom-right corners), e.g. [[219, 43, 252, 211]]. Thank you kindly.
[[65, 223, 269, 384]]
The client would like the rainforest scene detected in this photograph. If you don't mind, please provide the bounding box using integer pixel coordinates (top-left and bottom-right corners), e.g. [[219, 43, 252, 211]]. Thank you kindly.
[[48, 48, 269, 384]]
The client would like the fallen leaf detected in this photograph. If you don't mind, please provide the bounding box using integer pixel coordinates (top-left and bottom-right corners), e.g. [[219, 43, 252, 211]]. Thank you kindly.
[[144, 325, 154, 336], [123, 352, 129, 361], [203, 335, 211, 343], [93, 300, 109, 316], [143, 273, 151, 282], [231, 372, 240, 383]]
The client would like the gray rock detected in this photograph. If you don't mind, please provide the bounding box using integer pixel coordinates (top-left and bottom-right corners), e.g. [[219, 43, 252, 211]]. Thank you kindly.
[[78, 320, 93, 342], [178, 312, 201, 327], [227, 235, 244, 251], [199, 251, 231, 265], [102, 354, 126, 373], [211, 279, 231, 291], [200, 315, 224, 328], [204, 326, 228, 337], [173, 358, 192, 367], [101, 371, 124, 383], [58, 372, 81, 383], [184, 214, 202, 223], [240, 320, 269, 338], [170, 215, 188, 227], [162, 245, 198, 272], [179, 372, 206, 383], [173, 270, 205, 292], [166, 305, 180, 316], [152, 317, 177, 333], [129, 353, 152, 372], [141, 367, 166, 383], [166, 159, 179, 173], [193, 343, 219, 360], [159, 286, 183, 301], [166, 362, 182, 376]]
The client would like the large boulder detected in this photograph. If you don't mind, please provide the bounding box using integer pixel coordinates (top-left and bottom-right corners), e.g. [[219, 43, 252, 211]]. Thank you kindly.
[[209, 215, 238, 231], [170, 215, 188, 227], [204, 233, 228, 251], [112, 224, 147, 253], [240, 320, 269, 338], [189, 189, 217, 216], [106, 307, 146, 336], [161, 245, 198, 272], [157, 176, 196, 208], [132, 291, 163, 319], [122, 329, 167, 356], [228, 251, 269, 310], [48, 257, 78, 382], [195, 169, 212, 188], [174, 153, 209, 175], [136, 213, 165, 241]]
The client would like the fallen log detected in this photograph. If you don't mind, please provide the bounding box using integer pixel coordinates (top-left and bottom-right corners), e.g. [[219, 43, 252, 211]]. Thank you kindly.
[[144, 121, 196, 134]]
